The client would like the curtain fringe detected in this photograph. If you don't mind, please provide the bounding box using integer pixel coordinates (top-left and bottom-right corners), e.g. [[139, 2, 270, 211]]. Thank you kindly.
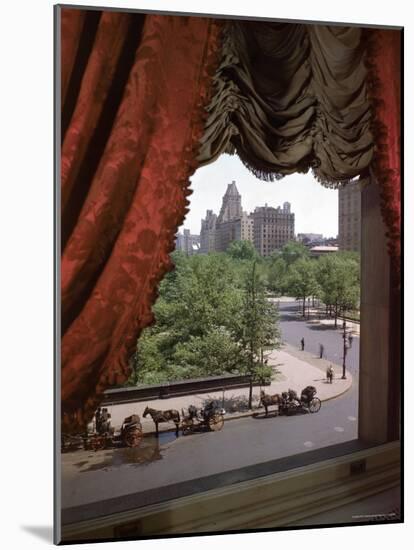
[[363, 28, 401, 284]]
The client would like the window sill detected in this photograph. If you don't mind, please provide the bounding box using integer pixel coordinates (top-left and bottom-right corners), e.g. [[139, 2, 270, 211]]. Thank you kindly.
[[59, 439, 400, 542]]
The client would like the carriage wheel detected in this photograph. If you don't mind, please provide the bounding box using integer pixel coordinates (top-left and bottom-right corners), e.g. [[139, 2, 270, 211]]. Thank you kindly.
[[309, 397, 321, 413], [208, 414, 224, 431], [124, 428, 143, 448], [181, 419, 193, 435]]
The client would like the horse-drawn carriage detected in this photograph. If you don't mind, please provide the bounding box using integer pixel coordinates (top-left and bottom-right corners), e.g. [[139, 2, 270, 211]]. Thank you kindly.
[[181, 401, 225, 434], [260, 386, 322, 417], [61, 408, 143, 452]]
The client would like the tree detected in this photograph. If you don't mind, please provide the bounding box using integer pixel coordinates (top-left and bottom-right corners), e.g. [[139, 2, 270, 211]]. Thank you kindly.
[[285, 257, 319, 317], [227, 240, 259, 261], [281, 241, 310, 266], [131, 253, 244, 384], [237, 261, 281, 407], [131, 252, 283, 388], [266, 255, 288, 295], [315, 254, 360, 327], [172, 328, 244, 378], [130, 329, 175, 385]]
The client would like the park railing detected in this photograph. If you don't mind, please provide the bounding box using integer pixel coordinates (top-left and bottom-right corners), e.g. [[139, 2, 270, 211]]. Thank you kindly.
[[102, 373, 268, 405]]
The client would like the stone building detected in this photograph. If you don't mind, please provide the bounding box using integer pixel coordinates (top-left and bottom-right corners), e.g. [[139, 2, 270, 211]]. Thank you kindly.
[[199, 182, 295, 256], [214, 181, 244, 251], [240, 211, 254, 242], [252, 202, 295, 257], [201, 181, 255, 253], [200, 210, 217, 253], [338, 181, 361, 252], [218, 181, 243, 222], [175, 229, 200, 255]]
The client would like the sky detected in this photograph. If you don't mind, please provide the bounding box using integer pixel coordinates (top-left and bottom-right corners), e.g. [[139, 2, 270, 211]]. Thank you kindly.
[[179, 154, 338, 239]]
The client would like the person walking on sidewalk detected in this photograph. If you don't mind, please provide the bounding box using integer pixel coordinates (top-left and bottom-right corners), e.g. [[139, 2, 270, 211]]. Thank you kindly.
[[319, 343, 324, 359], [300, 337, 305, 351], [326, 365, 334, 384]]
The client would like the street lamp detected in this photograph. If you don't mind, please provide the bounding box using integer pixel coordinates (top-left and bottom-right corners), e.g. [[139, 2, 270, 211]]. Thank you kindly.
[[341, 319, 352, 379]]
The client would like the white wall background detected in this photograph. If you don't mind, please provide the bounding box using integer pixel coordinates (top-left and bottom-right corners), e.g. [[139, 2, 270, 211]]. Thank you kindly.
[[0, 1, 410, 549]]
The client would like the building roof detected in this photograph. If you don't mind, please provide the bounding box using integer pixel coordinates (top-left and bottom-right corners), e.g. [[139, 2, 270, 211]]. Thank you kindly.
[[225, 180, 240, 197], [310, 246, 339, 252]]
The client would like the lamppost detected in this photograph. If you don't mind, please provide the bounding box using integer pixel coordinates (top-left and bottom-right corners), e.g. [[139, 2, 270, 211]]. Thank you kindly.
[[341, 319, 352, 379]]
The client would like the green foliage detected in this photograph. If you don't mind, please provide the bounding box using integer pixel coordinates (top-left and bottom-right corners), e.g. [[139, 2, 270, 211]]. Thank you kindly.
[[266, 256, 288, 295], [226, 240, 259, 261], [131, 252, 280, 385], [285, 257, 319, 315], [236, 262, 281, 375], [172, 328, 245, 378], [281, 241, 310, 266], [315, 254, 360, 325]]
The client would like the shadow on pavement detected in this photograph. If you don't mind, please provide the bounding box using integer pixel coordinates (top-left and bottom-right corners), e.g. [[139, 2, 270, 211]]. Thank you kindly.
[[306, 324, 339, 331], [252, 411, 278, 419], [279, 313, 305, 322]]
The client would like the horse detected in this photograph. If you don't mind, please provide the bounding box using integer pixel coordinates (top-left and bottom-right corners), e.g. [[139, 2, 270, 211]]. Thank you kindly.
[[143, 406, 180, 436], [260, 390, 281, 417]]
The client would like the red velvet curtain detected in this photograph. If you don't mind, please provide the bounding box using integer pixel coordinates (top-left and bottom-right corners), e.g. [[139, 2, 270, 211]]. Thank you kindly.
[[60, 8, 223, 431], [365, 28, 402, 280]]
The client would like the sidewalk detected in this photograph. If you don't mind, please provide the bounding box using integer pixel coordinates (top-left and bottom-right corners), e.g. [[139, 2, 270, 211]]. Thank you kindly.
[[102, 345, 352, 435]]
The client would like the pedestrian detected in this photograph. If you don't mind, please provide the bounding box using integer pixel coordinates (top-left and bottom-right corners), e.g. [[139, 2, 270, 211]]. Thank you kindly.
[[300, 337, 305, 351], [348, 334, 353, 348], [319, 343, 324, 359], [326, 365, 334, 384]]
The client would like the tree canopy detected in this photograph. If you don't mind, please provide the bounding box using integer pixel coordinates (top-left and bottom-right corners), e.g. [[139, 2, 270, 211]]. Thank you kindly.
[[227, 239, 259, 261], [281, 240, 310, 265], [130, 243, 360, 386], [130, 251, 281, 385]]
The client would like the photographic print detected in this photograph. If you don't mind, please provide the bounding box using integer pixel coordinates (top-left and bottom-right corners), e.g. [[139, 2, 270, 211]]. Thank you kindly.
[[55, 3, 402, 544]]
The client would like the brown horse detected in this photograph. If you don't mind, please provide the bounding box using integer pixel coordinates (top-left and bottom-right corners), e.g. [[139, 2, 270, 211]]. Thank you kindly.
[[143, 406, 180, 436], [260, 390, 281, 417]]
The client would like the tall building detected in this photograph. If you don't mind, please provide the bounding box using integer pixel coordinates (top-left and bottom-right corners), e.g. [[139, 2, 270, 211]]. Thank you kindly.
[[217, 181, 242, 222], [252, 202, 295, 257], [200, 210, 217, 253], [199, 181, 295, 256], [338, 181, 361, 252], [213, 181, 254, 252], [240, 211, 254, 242], [175, 229, 200, 255]]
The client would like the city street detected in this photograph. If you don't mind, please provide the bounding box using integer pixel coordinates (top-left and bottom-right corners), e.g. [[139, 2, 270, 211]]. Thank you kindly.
[[277, 299, 359, 439], [61, 300, 360, 513]]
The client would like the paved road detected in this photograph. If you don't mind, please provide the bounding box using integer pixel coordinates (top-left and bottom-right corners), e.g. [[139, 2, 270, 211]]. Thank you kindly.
[[278, 299, 359, 439], [62, 300, 360, 510]]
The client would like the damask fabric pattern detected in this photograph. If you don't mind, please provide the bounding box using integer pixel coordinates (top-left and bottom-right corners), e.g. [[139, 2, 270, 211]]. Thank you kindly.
[[198, 21, 374, 185], [365, 28, 401, 280], [61, 9, 223, 431]]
